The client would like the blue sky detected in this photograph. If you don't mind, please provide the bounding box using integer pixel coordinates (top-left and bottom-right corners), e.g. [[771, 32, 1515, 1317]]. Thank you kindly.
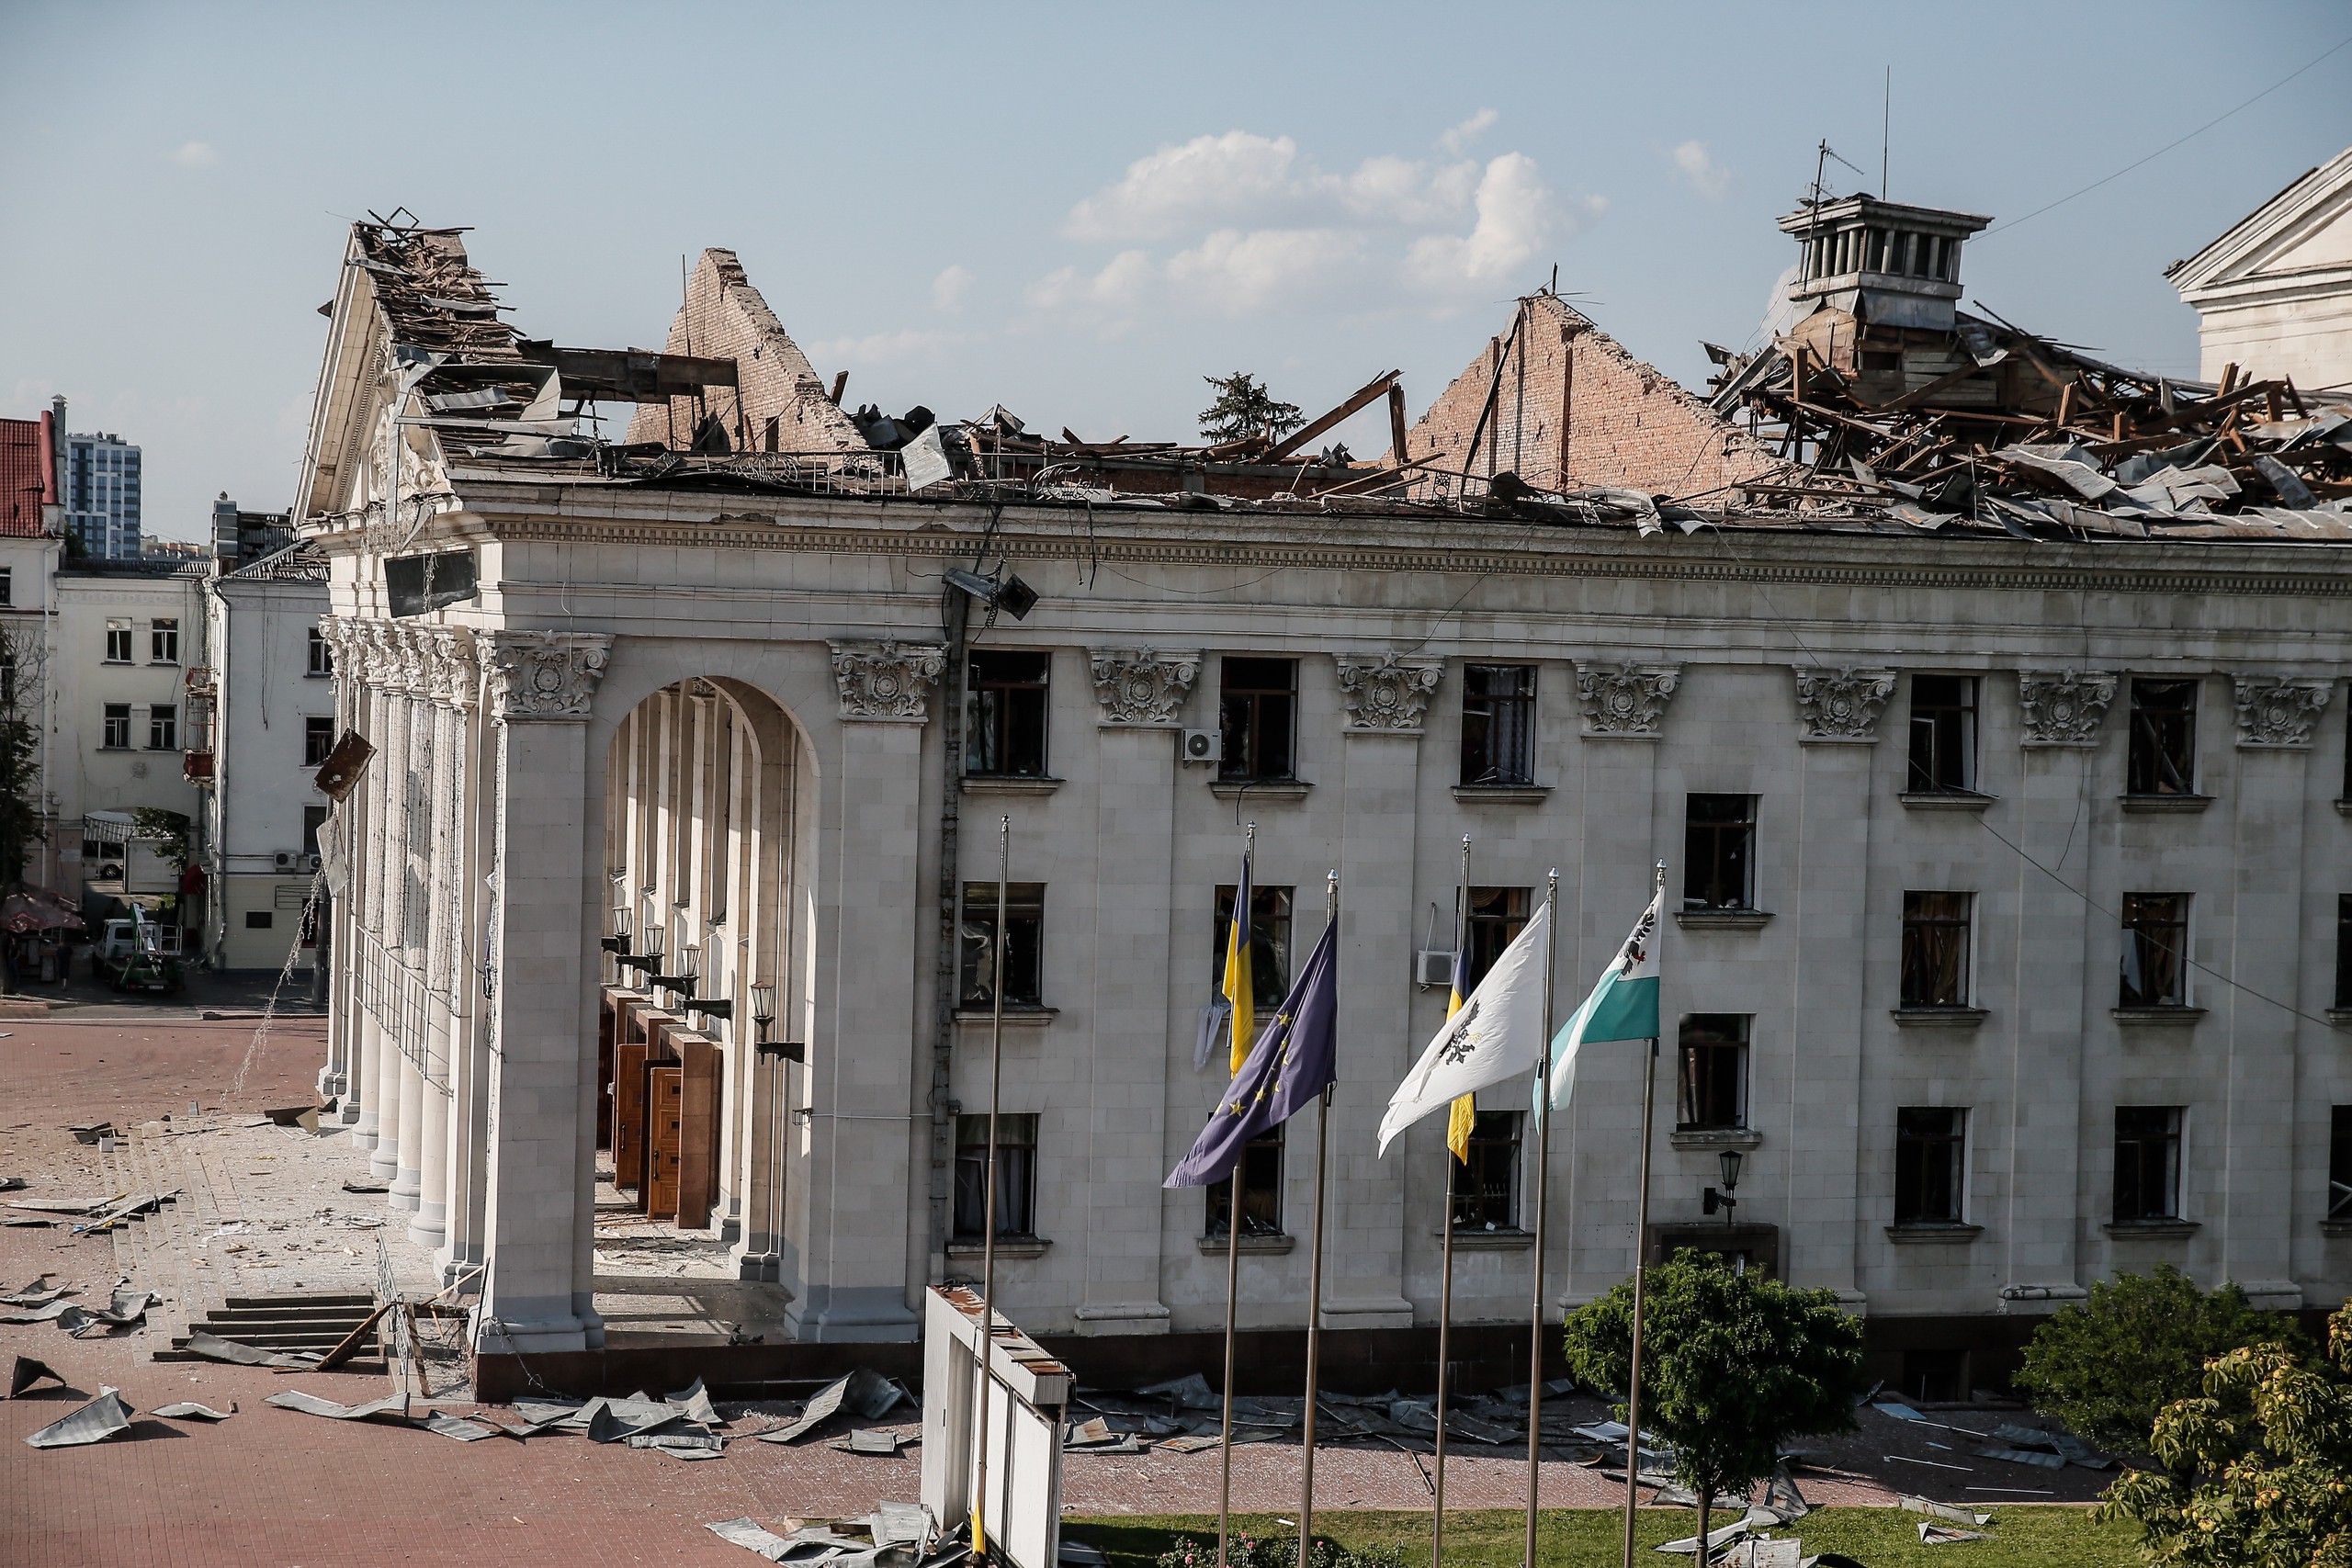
[[3, 1, 2347, 540]]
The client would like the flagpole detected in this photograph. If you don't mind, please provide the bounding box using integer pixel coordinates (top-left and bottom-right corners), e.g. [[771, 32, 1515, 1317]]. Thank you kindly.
[[1522, 868, 1559, 1568], [972, 817, 1011, 1561], [1619, 862, 1667, 1568], [1432, 833, 1471, 1568], [1297, 868, 1338, 1568], [1217, 822, 1257, 1568]]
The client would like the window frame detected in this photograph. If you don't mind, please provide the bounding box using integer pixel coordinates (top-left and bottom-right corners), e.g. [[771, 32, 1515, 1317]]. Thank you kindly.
[[244, 909, 274, 930], [964, 649, 1051, 779], [1217, 657, 1298, 783], [147, 703, 177, 751], [1676, 1013, 1750, 1132], [2113, 1106, 2185, 1224], [1905, 674, 1978, 794], [307, 626, 334, 678], [1683, 794, 1758, 912], [303, 716, 336, 769], [2331, 1106, 2352, 1223], [100, 702, 131, 750], [952, 1111, 1039, 1239], [103, 619, 131, 663], [2127, 679, 2199, 797], [957, 881, 1045, 1009], [1464, 886, 1531, 991], [302, 806, 329, 858], [2338, 896, 2352, 1011], [150, 618, 179, 665], [2120, 892, 2191, 1009], [1460, 663, 1536, 786], [1894, 1106, 1967, 1225], [1452, 1110, 1523, 1232], [1900, 891, 1974, 1009], [1205, 1122, 1284, 1239], [1213, 883, 1294, 1010]]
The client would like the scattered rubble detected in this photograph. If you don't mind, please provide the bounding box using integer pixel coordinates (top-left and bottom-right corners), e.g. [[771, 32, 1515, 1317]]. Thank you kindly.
[[150, 1401, 236, 1421], [758, 1368, 909, 1446], [7, 1354, 63, 1397], [24, 1386, 133, 1449]]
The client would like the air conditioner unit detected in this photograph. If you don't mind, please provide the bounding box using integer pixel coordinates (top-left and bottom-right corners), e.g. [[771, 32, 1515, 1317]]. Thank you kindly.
[[273, 851, 300, 871], [305, 852, 323, 874], [1415, 949, 1457, 987], [1180, 728, 1221, 765]]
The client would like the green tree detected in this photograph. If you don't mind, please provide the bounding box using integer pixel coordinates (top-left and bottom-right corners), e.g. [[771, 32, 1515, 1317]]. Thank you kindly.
[[1197, 373, 1304, 446], [2098, 1305, 2352, 1566], [1563, 1251, 1869, 1556], [2016, 1265, 2307, 1455], [130, 808, 194, 875], [0, 625, 44, 887]]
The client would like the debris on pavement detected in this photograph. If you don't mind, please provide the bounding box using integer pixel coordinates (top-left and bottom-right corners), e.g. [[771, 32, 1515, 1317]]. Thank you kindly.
[[184, 1329, 322, 1370], [1901, 1496, 1993, 1528], [151, 1402, 237, 1421], [1657, 1517, 1748, 1555], [265, 1389, 414, 1425], [756, 1368, 908, 1445], [68, 1122, 115, 1145], [59, 1288, 157, 1337], [838, 1428, 913, 1456], [1918, 1520, 1993, 1544], [7, 1354, 64, 1397], [424, 1411, 501, 1441], [24, 1386, 133, 1449]]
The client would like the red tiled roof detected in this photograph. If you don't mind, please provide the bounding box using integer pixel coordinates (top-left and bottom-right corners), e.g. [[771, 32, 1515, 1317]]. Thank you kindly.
[[0, 417, 54, 538]]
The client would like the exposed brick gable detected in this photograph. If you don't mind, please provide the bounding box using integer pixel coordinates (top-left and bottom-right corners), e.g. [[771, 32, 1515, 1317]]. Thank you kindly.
[[625, 249, 865, 455]]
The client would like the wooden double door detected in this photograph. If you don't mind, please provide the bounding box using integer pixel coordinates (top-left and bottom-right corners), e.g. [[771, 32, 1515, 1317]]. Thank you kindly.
[[610, 1009, 723, 1229]]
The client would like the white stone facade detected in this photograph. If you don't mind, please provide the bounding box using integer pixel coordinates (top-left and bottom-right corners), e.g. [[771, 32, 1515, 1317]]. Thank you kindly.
[[2169, 144, 2352, 390], [307, 471, 2352, 1363]]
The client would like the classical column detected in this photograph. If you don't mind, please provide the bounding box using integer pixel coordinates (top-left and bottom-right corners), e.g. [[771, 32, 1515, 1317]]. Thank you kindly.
[[474, 629, 612, 1353], [1076, 649, 1198, 1336], [410, 628, 477, 1251], [366, 620, 412, 1183], [443, 666, 495, 1286], [785, 638, 942, 1341], [390, 628, 433, 1216], [321, 617, 368, 1125]]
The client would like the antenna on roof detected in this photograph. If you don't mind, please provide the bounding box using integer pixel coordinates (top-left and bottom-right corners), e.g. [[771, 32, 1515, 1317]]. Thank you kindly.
[[1882, 67, 1892, 200]]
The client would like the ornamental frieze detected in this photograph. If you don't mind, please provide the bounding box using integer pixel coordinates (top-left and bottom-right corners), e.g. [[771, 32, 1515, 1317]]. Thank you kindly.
[[1576, 661, 1681, 738], [2233, 675, 2331, 749], [1334, 653, 1442, 733], [2017, 670, 2118, 747], [1090, 648, 1201, 726], [829, 638, 945, 722], [1793, 666, 1897, 743]]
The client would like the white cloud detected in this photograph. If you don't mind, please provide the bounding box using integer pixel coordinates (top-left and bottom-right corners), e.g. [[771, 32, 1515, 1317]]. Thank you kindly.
[[808, 328, 962, 363], [1164, 228, 1363, 315], [1063, 131, 1301, 242], [931, 265, 975, 314], [169, 141, 219, 168], [1335, 154, 1481, 225], [1405, 152, 1557, 293], [1437, 108, 1498, 156], [1670, 140, 1730, 199], [1027, 250, 1157, 314]]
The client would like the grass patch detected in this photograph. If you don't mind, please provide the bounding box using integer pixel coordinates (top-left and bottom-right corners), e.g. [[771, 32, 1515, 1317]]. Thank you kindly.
[[1066, 1506, 2140, 1568]]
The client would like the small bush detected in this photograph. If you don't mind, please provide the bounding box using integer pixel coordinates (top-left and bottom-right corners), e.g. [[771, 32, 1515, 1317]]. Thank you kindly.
[[1154, 1536, 1408, 1568]]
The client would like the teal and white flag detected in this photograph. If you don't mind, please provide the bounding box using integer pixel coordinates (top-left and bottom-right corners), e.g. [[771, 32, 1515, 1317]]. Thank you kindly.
[[1543, 883, 1662, 1113]]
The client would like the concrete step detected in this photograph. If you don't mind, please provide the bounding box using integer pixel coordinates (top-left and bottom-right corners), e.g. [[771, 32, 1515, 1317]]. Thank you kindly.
[[207, 1305, 379, 1325], [151, 1348, 389, 1371], [224, 1292, 374, 1310]]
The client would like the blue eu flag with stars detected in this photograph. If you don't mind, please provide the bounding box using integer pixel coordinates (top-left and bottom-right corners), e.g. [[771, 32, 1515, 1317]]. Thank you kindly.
[[1165, 920, 1338, 1189]]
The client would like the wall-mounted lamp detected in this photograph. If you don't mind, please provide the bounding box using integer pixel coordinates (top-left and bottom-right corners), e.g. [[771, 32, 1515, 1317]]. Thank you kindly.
[[1702, 1147, 1743, 1227], [600, 905, 633, 957], [620, 924, 666, 989], [651, 942, 700, 1006], [748, 980, 804, 1062]]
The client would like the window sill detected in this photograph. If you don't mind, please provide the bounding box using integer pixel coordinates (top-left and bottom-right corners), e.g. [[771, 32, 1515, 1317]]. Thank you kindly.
[[2102, 1220, 2199, 1239], [1675, 909, 1772, 930], [946, 1237, 1052, 1260], [1435, 1227, 1536, 1250], [2119, 794, 2213, 814], [953, 1007, 1058, 1027], [1669, 1127, 1762, 1153], [961, 775, 1063, 796], [1452, 784, 1551, 805], [1885, 1223, 1984, 1245], [96, 746, 131, 752], [1198, 1233, 1295, 1255], [1899, 790, 1996, 812], [2321, 1221, 2352, 1238], [304, 672, 333, 680], [2327, 1010, 2352, 1030], [1891, 1007, 1988, 1030], [2112, 1007, 2206, 1026], [1209, 780, 1312, 801]]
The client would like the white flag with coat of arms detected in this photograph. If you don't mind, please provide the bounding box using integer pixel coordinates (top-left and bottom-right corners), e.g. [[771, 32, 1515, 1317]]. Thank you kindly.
[[1376, 900, 1551, 1155]]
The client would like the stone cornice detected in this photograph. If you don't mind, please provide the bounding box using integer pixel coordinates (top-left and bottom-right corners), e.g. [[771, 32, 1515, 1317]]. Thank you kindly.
[[301, 483, 2352, 603]]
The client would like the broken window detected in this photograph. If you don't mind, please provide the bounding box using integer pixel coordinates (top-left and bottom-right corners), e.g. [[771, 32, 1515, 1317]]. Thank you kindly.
[[245, 910, 273, 930], [2120, 893, 2190, 1009], [304, 716, 335, 768], [148, 704, 176, 750], [1894, 1108, 1966, 1225], [150, 618, 178, 664], [2113, 1107, 2184, 1224], [302, 806, 328, 858], [1676, 1014, 1749, 1131], [1218, 657, 1296, 782], [2331, 1107, 2352, 1223], [1900, 892, 1973, 1009], [1206, 1122, 1282, 1239], [1683, 795, 1756, 911], [104, 620, 130, 663], [958, 882, 1044, 1009], [0, 567, 12, 606], [2340, 896, 2352, 1010], [1452, 1110, 1521, 1232], [1464, 886, 1530, 990], [384, 550, 479, 617], [101, 703, 130, 749], [2127, 679, 2199, 796], [307, 626, 333, 677], [953, 1112, 1037, 1239], [965, 651, 1049, 778], [1460, 663, 1536, 786], [1906, 675, 1977, 793], [1213, 883, 1293, 1009]]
